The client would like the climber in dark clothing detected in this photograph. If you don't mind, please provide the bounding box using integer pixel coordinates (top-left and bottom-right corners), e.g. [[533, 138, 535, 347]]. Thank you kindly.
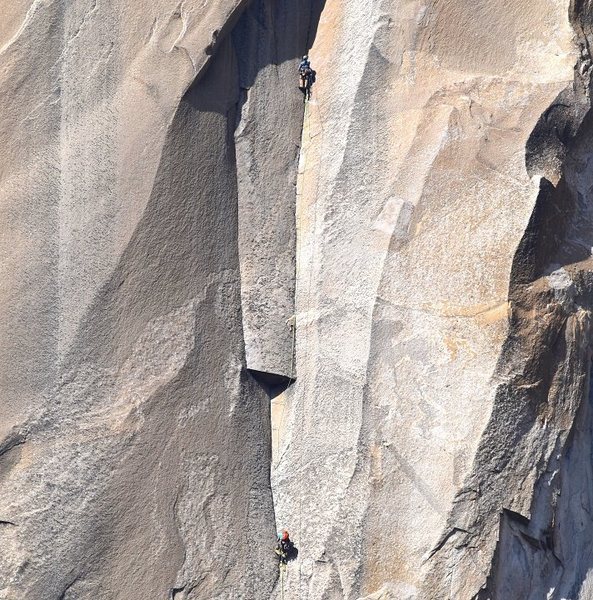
[[275, 530, 297, 565], [299, 55, 311, 72], [298, 55, 316, 100]]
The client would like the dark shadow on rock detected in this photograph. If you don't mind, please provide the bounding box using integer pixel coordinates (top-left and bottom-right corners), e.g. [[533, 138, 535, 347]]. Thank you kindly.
[[510, 106, 593, 289], [232, 0, 326, 92], [248, 369, 293, 399], [525, 88, 585, 181], [187, 0, 327, 115], [286, 543, 299, 562]]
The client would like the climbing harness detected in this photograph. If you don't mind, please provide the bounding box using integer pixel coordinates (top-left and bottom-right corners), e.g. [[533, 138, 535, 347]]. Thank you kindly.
[[301, 69, 315, 101]]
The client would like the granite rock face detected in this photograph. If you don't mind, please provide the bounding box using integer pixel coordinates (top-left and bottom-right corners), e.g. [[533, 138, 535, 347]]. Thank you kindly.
[[2, 0, 593, 599]]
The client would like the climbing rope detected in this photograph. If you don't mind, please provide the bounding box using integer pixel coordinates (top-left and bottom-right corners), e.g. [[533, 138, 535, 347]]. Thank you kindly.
[[275, 315, 296, 459], [280, 563, 286, 600], [275, 95, 314, 460], [275, 75, 326, 600], [296, 98, 310, 599], [295, 88, 326, 600]]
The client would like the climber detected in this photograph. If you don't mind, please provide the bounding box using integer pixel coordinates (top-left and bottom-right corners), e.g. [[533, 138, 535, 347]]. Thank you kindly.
[[298, 55, 316, 101], [275, 530, 297, 565]]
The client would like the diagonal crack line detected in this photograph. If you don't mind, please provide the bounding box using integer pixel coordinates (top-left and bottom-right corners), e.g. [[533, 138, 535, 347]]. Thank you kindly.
[[0, 431, 26, 458], [426, 526, 472, 562], [66, 0, 98, 48]]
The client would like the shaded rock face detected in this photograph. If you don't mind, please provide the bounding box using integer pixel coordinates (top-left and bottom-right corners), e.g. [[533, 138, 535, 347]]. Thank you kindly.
[[3, 1, 593, 600]]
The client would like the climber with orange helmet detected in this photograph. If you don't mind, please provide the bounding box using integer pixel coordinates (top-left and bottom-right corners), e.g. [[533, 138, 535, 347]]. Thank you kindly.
[[275, 530, 296, 564]]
